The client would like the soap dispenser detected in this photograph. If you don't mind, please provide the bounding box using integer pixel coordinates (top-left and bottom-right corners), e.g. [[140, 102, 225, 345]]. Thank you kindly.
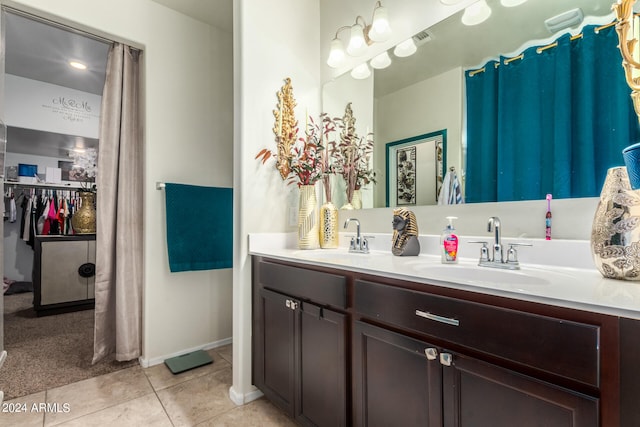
[[441, 216, 459, 264]]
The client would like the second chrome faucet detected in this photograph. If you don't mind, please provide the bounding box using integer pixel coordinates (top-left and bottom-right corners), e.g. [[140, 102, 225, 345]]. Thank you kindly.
[[472, 216, 531, 270]]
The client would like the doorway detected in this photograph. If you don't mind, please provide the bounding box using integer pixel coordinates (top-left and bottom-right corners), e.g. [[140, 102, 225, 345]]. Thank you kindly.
[[0, 8, 136, 400]]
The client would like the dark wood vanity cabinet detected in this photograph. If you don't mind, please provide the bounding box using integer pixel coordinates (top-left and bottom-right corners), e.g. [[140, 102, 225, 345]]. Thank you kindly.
[[253, 258, 348, 427], [252, 256, 637, 426], [353, 280, 599, 427]]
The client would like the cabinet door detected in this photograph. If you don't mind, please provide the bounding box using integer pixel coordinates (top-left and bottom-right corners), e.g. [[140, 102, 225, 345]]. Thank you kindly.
[[40, 239, 90, 305], [257, 288, 297, 415], [442, 351, 599, 427], [297, 302, 347, 427], [353, 321, 443, 427]]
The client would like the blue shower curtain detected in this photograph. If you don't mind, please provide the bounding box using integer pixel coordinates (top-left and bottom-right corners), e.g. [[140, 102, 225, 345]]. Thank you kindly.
[[466, 25, 640, 203]]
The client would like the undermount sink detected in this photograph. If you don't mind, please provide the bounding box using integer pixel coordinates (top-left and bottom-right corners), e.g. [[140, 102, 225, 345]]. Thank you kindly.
[[410, 264, 551, 287]]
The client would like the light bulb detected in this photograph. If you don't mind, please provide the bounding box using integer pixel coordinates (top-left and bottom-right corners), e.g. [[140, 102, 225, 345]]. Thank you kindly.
[[327, 38, 346, 68], [461, 0, 492, 26], [351, 63, 371, 79], [369, 5, 391, 42], [347, 24, 367, 56], [393, 38, 417, 58], [370, 51, 392, 69]]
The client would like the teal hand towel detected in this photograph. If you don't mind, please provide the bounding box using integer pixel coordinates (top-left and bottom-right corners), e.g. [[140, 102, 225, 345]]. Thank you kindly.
[[164, 183, 233, 272]]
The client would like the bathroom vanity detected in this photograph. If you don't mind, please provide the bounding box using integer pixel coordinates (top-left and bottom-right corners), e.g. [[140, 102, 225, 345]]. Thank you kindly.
[[251, 236, 640, 427]]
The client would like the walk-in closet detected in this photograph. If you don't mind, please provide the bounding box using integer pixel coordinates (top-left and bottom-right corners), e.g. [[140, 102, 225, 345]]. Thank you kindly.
[[0, 9, 136, 400]]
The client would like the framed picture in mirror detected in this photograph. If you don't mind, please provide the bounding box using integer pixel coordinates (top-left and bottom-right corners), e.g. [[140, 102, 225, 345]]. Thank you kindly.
[[385, 129, 446, 208]]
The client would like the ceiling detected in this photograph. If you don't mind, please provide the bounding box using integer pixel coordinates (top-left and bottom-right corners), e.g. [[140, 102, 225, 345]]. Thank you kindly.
[[151, 0, 232, 32], [4, 11, 110, 158]]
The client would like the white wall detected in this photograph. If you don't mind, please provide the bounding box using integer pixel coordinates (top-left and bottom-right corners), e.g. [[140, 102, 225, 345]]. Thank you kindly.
[[4, 0, 234, 365], [232, 0, 321, 404]]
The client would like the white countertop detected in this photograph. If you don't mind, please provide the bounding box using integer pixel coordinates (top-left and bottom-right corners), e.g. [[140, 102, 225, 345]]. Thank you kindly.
[[249, 232, 640, 320]]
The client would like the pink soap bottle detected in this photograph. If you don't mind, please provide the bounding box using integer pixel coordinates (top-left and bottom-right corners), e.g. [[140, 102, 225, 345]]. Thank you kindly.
[[441, 216, 459, 264]]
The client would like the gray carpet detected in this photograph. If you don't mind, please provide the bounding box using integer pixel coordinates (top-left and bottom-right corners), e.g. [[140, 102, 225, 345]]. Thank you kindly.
[[1, 292, 138, 400]]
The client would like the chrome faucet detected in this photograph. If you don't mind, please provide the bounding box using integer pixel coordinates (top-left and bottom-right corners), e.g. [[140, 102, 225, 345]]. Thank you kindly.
[[487, 216, 503, 264], [470, 216, 531, 270], [344, 218, 369, 253]]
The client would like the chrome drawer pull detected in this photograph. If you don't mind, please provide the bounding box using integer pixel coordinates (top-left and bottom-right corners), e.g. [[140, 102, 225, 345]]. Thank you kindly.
[[415, 309, 460, 327]]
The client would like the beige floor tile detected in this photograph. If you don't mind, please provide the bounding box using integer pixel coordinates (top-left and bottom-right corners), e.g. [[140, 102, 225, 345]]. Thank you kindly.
[[0, 391, 46, 427], [144, 349, 230, 392], [51, 393, 172, 427], [214, 344, 232, 365], [197, 398, 296, 427], [157, 367, 235, 427], [43, 366, 153, 426]]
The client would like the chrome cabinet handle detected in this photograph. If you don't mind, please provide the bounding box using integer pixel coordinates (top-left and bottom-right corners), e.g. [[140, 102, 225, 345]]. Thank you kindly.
[[440, 353, 453, 367], [415, 309, 460, 327], [424, 347, 438, 361]]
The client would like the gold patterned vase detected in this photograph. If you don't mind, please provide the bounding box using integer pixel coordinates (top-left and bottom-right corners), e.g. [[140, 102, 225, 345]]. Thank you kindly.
[[298, 185, 319, 249], [72, 191, 97, 234], [591, 166, 640, 280], [319, 202, 338, 249]]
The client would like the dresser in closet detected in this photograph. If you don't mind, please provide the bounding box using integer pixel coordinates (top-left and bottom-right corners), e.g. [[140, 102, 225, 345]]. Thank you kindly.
[[33, 234, 96, 316]]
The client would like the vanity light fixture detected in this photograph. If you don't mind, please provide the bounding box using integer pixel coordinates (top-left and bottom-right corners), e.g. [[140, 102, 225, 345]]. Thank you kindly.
[[500, 0, 528, 7], [461, 0, 492, 26], [69, 60, 87, 70], [351, 63, 372, 79], [393, 38, 417, 58], [370, 51, 392, 69], [326, 1, 392, 68]]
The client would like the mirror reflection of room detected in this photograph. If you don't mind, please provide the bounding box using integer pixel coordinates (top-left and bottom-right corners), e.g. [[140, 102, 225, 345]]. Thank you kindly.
[[323, 0, 630, 208]]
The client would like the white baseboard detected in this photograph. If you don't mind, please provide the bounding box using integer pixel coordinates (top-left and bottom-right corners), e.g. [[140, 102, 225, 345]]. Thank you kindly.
[[138, 337, 232, 368], [229, 385, 263, 406]]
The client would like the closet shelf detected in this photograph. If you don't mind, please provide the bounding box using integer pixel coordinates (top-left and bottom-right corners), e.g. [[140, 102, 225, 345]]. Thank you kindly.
[[3, 180, 84, 190]]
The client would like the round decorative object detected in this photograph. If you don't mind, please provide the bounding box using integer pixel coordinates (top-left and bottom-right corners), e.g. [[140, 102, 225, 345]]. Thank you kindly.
[[591, 166, 640, 280], [298, 185, 319, 249], [78, 262, 96, 278], [319, 202, 339, 249], [72, 191, 97, 234]]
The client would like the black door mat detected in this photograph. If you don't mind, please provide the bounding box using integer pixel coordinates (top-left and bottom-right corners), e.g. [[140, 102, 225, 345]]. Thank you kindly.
[[164, 349, 213, 374]]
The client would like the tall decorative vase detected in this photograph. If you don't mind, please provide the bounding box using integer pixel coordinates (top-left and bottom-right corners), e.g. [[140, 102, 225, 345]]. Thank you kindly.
[[298, 185, 319, 249], [591, 166, 640, 280], [72, 191, 97, 234], [319, 201, 339, 249]]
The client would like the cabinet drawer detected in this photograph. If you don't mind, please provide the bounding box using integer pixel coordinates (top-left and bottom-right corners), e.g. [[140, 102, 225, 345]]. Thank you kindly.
[[258, 260, 347, 309], [355, 279, 600, 388]]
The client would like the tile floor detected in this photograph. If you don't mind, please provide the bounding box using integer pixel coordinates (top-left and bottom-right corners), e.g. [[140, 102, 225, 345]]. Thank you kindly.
[[0, 345, 297, 427]]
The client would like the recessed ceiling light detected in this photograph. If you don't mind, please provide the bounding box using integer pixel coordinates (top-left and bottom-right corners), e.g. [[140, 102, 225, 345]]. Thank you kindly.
[[69, 61, 87, 70]]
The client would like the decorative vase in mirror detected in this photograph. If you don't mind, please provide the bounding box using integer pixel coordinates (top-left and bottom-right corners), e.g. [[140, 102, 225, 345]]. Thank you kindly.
[[72, 191, 97, 234], [298, 185, 319, 249], [591, 167, 640, 280], [319, 201, 338, 249]]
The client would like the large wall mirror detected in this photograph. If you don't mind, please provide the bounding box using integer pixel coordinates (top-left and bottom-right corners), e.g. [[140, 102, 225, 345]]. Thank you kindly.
[[322, 0, 618, 209]]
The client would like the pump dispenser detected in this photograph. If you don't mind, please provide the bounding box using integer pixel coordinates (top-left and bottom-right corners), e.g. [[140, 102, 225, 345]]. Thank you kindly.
[[441, 216, 459, 264]]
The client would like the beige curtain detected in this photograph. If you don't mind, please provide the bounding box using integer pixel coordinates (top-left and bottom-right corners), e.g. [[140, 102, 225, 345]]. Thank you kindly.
[[93, 43, 143, 363]]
